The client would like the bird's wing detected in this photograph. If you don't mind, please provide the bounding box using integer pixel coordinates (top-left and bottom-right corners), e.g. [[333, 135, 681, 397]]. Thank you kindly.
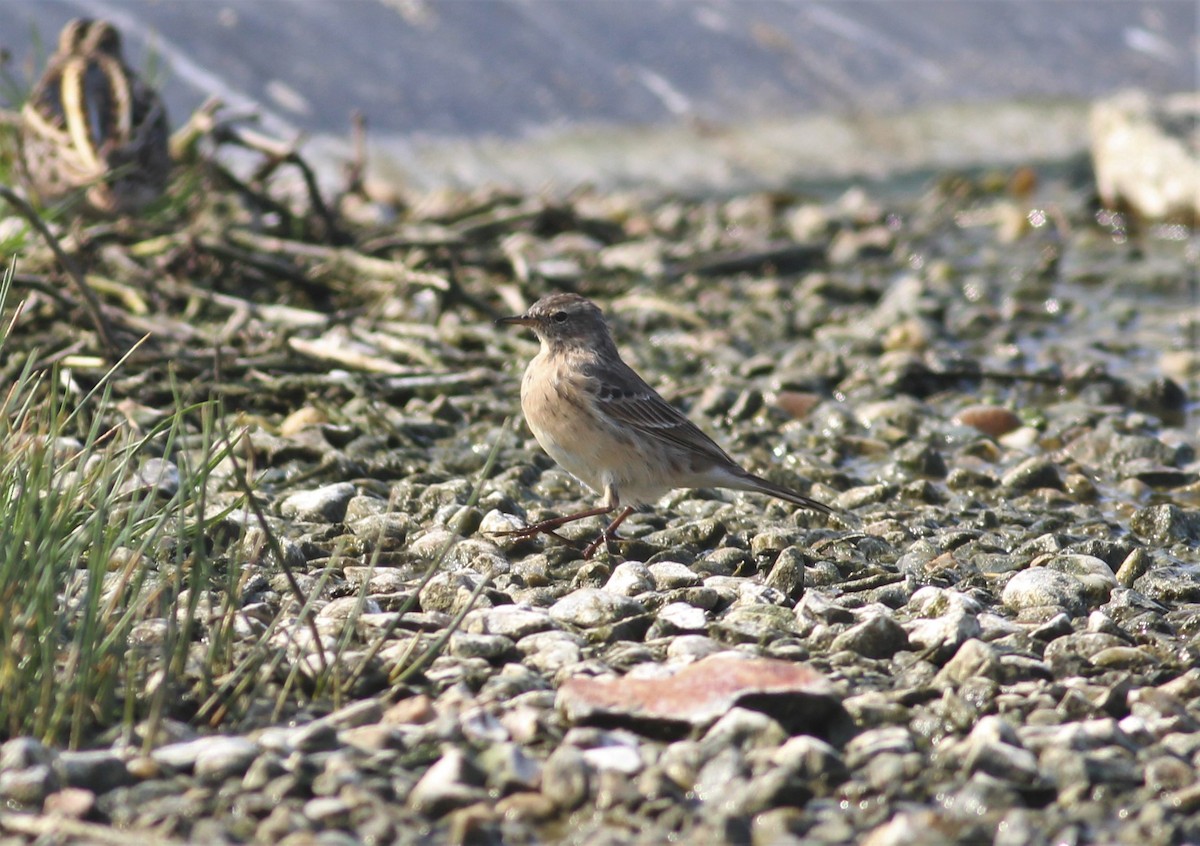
[[584, 358, 736, 467]]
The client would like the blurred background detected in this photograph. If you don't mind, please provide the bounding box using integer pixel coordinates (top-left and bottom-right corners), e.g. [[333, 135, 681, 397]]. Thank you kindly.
[[0, 0, 1195, 194]]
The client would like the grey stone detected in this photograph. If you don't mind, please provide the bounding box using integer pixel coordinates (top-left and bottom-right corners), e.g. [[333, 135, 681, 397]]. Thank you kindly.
[[1134, 564, 1200, 603], [1002, 568, 1089, 615], [581, 743, 643, 775], [962, 730, 1039, 783], [770, 735, 847, 783], [549, 588, 646, 628], [541, 746, 590, 809], [479, 742, 542, 792], [716, 603, 800, 641], [830, 613, 910, 659], [345, 512, 410, 545], [279, 482, 357, 522], [464, 604, 556, 639], [0, 765, 58, 805], [693, 746, 747, 805], [1044, 632, 1129, 669], [665, 634, 724, 661], [936, 638, 1002, 685], [153, 737, 259, 781], [904, 589, 983, 655], [303, 796, 353, 826], [516, 630, 585, 674], [1000, 456, 1063, 491], [1131, 504, 1200, 544], [845, 727, 915, 769], [1089, 645, 1159, 669], [605, 561, 655, 597], [122, 457, 180, 498], [764, 547, 806, 600], [53, 750, 132, 793], [702, 708, 787, 756], [317, 595, 381, 620], [450, 632, 516, 661], [650, 601, 708, 636], [648, 561, 703, 589], [408, 748, 487, 815], [1041, 553, 1118, 602], [796, 591, 856, 625], [0, 737, 52, 770]]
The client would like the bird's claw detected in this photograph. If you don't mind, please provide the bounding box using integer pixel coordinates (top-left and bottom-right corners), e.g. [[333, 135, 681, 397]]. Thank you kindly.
[[491, 524, 577, 545], [491, 524, 619, 560], [582, 529, 621, 560]]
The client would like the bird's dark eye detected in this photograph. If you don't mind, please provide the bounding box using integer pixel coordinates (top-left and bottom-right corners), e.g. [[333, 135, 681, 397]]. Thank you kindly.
[[551, 311, 568, 324]]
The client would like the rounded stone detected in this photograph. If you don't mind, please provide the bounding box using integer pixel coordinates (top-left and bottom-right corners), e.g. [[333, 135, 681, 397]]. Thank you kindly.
[[605, 562, 655, 597], [548, 588, 646, 628], [648, 561, 703, 590], [279, 482, 357, 522], [1001, 569, 1089, 615], [1134, 564, 1200, 603], [829, 614, 910, 659]]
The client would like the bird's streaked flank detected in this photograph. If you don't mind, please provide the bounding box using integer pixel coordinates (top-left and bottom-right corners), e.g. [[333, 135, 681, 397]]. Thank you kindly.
[[496, 292, 833, 558]]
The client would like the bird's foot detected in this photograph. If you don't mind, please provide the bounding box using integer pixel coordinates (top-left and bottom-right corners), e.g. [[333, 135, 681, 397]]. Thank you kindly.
[[492, 522, 575, 545], [492, 504, 632, 559], [581, 505, 636, 559], [582, 528, 622, 560], [491, 505, 618, 549], [492, 522, 617, 559], [492, 518, 587, 551]]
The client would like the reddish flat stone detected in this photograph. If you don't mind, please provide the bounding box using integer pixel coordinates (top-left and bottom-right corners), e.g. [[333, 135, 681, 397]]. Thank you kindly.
[[558, 654, 838, 735]]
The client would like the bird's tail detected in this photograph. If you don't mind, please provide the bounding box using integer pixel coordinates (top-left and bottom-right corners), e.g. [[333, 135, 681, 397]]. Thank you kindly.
[[736, 469, 834, 515]]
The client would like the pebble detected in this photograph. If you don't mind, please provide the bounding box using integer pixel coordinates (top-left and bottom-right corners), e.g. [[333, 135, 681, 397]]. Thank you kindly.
[[464, 605, 556, 639], [479, 742, 542, 792], [153, 737, 260, 781], [665, 634, 724, 662], [648, 561, 703, 589], [829, 613, 910, 659], [1134, 563, 1200, 603], [345, 512, 410, 545], [517, 630, 584, 673], [764, 547, 807, 599], [408, 748, 488, 815], [0, 765, 58, 805], [605, 561, 655, 596], [548, 588, 646, 628], [904, 597, 982, 655], [936, 638, 1002, 685], [954, 405, 1022, 437], [541, 746, 591, 809], [53, 751, 132, 793], [43, 786, 95, 819], [0, 737, 52, 770], [650, 602, 708, 635], [279, 482, 358, 522], [1000, 457, 1063, 491], [770, 735, 846, 782], [1001, 568, 1090, 615], [717, 603, 800, 641]]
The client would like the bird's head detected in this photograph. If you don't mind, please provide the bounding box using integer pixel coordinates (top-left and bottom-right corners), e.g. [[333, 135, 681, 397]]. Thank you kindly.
[[497, 293, 614, 352]]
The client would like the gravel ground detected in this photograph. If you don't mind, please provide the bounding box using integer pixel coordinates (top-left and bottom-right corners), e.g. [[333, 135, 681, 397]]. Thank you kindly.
[[1, 153, 1198, 845]]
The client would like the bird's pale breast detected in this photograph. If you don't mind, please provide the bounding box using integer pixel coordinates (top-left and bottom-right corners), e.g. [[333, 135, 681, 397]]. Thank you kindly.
[[521, 349, 679, 507]]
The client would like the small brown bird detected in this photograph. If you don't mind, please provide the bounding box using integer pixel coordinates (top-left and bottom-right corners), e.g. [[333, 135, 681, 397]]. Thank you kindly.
[[497, 292, 833, 558], [18, 18, 171, 214]]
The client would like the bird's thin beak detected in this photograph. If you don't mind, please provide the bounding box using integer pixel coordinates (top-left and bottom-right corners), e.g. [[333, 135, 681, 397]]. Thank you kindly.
[[496, 313, 535, 327]]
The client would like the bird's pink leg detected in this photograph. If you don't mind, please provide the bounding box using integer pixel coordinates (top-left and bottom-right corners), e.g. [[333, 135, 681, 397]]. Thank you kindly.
[[495, 484, 633, 558], [493, 504, 616, 544], [582, 505, 635, 559]]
